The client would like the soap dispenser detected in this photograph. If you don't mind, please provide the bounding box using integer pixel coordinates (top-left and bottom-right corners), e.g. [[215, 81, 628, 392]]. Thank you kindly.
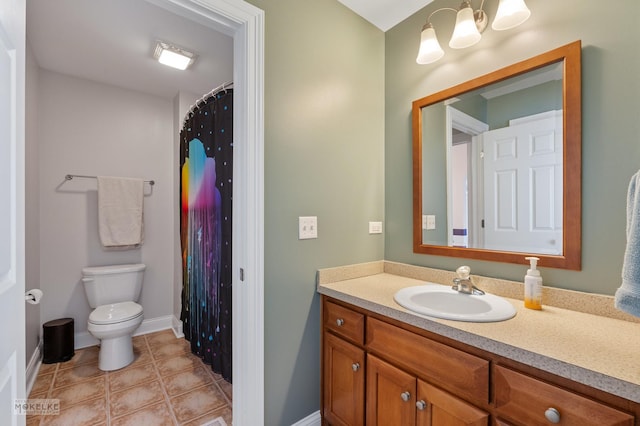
[[524, 256, 543, 310]]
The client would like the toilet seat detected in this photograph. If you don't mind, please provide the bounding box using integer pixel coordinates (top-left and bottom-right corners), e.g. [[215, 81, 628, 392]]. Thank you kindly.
[[89, 301, 143, 325]]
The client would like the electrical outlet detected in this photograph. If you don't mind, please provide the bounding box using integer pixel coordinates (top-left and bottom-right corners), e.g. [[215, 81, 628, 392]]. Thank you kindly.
[[299, 216, 318, 239], [369, 221, 383, 234]]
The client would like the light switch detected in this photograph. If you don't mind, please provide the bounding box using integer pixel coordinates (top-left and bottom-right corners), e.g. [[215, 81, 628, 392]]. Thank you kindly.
[[426, 215, 436, 230], [299, 216, 318, 239]]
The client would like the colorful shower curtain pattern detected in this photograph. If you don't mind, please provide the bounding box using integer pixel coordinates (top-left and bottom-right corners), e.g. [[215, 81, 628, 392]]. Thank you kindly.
[[180, 88, 233, 382]]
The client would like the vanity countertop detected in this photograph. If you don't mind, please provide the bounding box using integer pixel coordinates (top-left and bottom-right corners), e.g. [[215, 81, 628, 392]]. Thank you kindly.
[[317, 262, 640, 403]]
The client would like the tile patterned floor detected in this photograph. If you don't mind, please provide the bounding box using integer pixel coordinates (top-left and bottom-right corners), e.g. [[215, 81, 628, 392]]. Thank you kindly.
[[26, 330, 232, 426]]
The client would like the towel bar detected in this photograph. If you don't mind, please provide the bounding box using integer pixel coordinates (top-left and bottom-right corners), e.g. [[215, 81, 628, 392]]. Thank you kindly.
[[65, 174, 155, 186]]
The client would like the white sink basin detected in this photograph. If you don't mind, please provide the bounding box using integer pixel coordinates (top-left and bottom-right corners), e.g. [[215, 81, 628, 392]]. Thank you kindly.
[[394, 284, 516, 322]]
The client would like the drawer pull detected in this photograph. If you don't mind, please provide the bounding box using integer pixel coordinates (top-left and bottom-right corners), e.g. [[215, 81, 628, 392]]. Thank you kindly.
[[400, 391, 411, 402], [416, 400, 426, 410], [352, 362, 360, 372], [545, 407, 561, 423], [336, 318, 345, 327]]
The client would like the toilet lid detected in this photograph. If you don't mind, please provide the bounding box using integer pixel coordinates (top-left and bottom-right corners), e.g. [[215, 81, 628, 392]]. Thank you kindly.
[[89, 301, 143, 325]]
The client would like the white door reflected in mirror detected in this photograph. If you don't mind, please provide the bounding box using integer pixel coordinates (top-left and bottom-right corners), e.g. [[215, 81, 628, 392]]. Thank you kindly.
[[442, 109, 563, 255]]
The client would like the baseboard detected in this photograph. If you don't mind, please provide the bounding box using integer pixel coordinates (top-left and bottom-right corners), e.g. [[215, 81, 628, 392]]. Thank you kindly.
[[75, 331, 100, 349], [171, 315, 184, 338], [74, 315, 177, 349], [25, 344, 42, 396], [291, 410, 321, 426], [133, 315, 175, 337]]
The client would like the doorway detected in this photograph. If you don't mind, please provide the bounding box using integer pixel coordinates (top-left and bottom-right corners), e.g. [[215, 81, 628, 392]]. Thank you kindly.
[[21, 0, 264, 425], [446, 106, 488, 249]]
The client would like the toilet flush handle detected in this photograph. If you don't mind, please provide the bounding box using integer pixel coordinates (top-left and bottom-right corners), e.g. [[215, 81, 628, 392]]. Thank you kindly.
[[82, 277, 94, 283]]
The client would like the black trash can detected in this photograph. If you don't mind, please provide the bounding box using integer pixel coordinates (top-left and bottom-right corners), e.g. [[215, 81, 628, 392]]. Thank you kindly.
[[42, 318, 75, 364]]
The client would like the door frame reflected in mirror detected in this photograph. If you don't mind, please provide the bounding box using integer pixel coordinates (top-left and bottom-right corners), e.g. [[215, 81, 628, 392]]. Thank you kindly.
[[412, 41, 582, 270]]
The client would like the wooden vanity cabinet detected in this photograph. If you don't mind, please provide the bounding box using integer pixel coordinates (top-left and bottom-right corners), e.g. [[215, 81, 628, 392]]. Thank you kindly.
[[366, 354, 416, 425], [417, 381, 489, 426], [323, 332, 365, 426], [366, 317, 489, 406], [323, 301, 366, 425], [493, 365, 633, 426], [321, 296, 638, 426], [367, 354, 489, 426]]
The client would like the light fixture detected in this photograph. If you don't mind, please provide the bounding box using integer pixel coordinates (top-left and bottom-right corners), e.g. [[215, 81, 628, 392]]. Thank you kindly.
[[449, 2, 481, 49], [492, 0, 531, 30], [416, 23, 445, 64], [153, 41, 197, 70], [415, 0, 531, 65]]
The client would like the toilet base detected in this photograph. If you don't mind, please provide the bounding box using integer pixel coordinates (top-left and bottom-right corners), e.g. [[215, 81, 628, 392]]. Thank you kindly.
[[87, 309, 143, 371], [98, 335, 134, 371]]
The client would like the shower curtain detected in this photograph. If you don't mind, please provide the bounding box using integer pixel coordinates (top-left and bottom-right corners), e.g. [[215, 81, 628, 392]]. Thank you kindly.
[[180, 88, 233, 382]]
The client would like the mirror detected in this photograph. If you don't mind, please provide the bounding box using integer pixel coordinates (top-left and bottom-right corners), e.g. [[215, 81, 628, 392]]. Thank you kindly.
[[412, 41, 581, 270]]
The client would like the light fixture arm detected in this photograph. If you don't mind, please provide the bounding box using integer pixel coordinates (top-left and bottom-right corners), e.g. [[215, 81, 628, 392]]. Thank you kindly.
[[424, 1, 489, 35], [426, 7, 458, 23], [474, 0, 489, 33]]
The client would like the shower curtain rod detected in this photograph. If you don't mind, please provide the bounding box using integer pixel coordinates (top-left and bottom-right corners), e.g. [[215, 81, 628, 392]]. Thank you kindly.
[[65, 174, 155, 186], [182, 81, 233, 128]]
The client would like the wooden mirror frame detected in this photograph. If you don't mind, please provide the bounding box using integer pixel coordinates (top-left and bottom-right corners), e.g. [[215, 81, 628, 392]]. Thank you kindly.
[[412, 41, 582, 270]]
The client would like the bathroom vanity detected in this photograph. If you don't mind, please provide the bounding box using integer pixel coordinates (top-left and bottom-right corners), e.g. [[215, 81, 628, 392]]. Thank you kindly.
[[318, 262, 640, 426]]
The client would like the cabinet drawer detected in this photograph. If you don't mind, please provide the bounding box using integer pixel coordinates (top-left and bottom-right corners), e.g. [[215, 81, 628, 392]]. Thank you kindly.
[[366, 317, 489, 405], [494, 365, 634, 426], [324, 301, 365, 345]]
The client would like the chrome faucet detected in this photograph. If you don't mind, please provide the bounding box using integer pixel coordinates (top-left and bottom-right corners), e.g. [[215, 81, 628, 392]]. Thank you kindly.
[[452, 266, 485, 295]]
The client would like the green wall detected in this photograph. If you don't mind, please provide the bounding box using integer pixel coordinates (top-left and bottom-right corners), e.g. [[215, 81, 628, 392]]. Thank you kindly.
[[487, 80, 562, 129], [245, 0, 385, 424], [422, 102, 447, 245], [385, 0, 640, 295], [240, 0, 640, 422]]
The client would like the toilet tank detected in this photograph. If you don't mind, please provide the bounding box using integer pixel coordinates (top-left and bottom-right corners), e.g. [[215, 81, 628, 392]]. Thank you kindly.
[[82, 264, 145, 308]]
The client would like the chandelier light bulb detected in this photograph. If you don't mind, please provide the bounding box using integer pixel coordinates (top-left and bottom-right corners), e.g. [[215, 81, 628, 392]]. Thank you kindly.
[[449, 3, 482, 49], [416, 24, 445, 64], [492, 0, 531, 31]]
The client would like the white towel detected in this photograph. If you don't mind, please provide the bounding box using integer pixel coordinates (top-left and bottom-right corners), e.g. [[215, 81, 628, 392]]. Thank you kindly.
[[97, 176, 144, 249], [615, 170, 640, 317]]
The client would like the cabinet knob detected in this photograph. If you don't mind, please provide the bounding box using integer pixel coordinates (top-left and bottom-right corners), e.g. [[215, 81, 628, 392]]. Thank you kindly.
[[336, 318, 344, 327], [352, 362, 360, 372], [544, 407, 561, 423], [400, 391, 411, 402], [416, 400, 426, 410]]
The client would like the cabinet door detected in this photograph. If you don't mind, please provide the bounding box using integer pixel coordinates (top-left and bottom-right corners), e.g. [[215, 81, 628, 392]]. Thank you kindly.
[[324, 332, 365, 426], [366, 354, 416, 426], [416, 380, 489, 426]]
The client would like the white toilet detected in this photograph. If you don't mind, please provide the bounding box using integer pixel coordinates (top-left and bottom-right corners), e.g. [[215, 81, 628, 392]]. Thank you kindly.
[[81, 263, 145, 371]]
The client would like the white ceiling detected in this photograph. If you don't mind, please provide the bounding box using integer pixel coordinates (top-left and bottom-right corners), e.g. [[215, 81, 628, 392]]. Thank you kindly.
[[26, 0, 431, 100], [337, 0, 433, 32], [26, 0, 233, 99]]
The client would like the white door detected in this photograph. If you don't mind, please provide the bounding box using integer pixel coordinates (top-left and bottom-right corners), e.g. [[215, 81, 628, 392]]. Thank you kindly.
[[0, 0, 26, 424], [482, 111, 562, 254]]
